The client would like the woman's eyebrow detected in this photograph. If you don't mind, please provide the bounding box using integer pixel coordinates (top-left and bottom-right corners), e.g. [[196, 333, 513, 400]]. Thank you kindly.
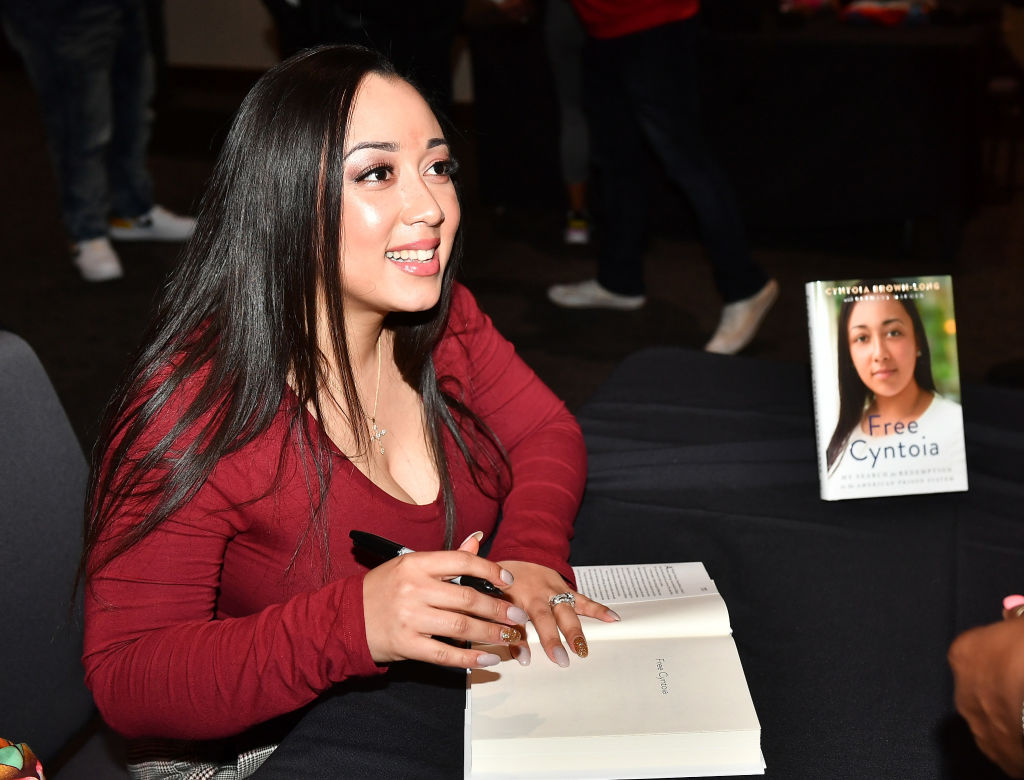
[[850, 317, 905, 331], [343, 138, 448, 159], [343, 141, 398, 160]]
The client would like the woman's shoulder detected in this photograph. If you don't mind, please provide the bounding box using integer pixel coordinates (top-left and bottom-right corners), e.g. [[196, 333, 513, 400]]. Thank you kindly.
[[444, 282, 483, 330], [112, 353, 293, 487], [930, 392, 961, 408], [923, 392, 963, 421], [435, 283, 510, 381], [438, 283, 493, 347], [129, 355, 213, 427], [99, 361, 217, 482]]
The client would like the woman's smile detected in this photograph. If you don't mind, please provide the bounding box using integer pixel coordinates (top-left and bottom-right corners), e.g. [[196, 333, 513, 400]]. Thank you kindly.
[[385, 238, 441, 275]]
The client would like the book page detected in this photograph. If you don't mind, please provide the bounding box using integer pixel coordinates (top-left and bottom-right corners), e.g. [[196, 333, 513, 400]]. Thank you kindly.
[[571, 562, 729, 639], [469, 635, 761, 779], [577, 595, 731, 643], [574, 562, 716, 604]]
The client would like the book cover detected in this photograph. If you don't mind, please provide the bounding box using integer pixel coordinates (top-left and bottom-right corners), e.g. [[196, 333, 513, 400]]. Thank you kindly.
[[466, 563, 763, 780], [805, 275, 968, 500]]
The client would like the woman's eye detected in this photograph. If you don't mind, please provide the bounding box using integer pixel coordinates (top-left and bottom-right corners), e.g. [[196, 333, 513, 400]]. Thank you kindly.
[[427, 158, 458, 178], [355, 164, 392, 183]]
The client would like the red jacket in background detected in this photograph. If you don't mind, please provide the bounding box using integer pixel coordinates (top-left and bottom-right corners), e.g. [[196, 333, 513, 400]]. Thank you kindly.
[[569, 0, 699, 39]]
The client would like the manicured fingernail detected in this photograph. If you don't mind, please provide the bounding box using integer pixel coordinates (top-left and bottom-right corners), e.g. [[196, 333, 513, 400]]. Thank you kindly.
[[511, 643, 531, 666], [500, 626, 522, 643], [476, 652, 501, 667], [500, 569, 514, 585], [572, 636, 588, 658], [552, 646, 570, 668], [1005, 595, 1024, 610], [606, 609, 621, 621], [507, 606, 529, 624], [460, 531, 484, 546]]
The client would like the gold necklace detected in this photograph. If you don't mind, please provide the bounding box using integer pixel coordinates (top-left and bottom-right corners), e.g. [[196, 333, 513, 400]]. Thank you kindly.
[[368, 336, 387, 455]]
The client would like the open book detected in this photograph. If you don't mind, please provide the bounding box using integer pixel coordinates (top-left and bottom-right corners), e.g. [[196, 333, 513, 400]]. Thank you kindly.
[[466, 562, 763, 779]]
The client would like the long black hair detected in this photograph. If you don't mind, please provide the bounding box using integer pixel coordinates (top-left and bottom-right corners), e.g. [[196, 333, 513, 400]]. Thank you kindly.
[[825, 281, 936, 469], [82, 45, 506, 584]]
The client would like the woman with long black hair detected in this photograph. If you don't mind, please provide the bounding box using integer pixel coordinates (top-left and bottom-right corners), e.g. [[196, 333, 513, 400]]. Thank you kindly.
[[81, 44, 616, 777]]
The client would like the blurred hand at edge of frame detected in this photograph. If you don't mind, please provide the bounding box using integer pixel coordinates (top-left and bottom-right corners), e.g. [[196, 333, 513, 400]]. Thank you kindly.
[[949, 605, 1024, 778]]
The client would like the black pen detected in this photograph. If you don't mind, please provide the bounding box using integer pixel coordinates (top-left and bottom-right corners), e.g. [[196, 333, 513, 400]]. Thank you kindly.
[[349, 530, 504, 597]]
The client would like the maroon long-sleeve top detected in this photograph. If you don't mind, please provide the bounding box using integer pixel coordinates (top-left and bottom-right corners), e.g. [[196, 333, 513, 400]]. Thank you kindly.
[[82, 284, 586, 740]]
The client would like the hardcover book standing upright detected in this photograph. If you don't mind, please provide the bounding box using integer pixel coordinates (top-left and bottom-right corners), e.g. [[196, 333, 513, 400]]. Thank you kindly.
[[805, 275, 968, 500]]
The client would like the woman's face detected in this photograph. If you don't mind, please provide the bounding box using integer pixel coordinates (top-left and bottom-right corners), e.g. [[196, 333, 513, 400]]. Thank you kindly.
[[338, 73, 460, 317], [846, 297, 919, 399]]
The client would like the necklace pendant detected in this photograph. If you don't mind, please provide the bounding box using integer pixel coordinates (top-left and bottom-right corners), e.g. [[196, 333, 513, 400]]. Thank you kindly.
[[371, 418, 387, 455]]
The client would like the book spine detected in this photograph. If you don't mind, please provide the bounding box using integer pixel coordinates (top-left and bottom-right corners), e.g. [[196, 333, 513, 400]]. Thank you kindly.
[[805, 281, 832, 500]]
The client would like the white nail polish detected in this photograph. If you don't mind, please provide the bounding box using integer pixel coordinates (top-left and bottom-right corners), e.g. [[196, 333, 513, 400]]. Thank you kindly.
[[552, 646, 570, 668], [460, 530, 484, 547], [511, 644, 531, 666]]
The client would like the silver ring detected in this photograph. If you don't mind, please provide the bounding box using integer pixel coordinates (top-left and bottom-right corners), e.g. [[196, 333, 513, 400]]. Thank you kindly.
[[549, 592, 576, 609], [1014, 604, 1024, 619]]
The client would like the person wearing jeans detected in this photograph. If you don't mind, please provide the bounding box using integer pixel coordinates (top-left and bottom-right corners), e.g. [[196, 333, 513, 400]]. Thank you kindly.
[[2, 0, 194, 282], [547, 3, 778, 355], [544, 0, 591, 245]]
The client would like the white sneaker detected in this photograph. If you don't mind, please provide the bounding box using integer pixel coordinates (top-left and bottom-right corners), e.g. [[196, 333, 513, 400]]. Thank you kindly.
[[704, 279, 779, 355], [548, 279, 646, 310], [109, 205, 196, 242], [73, 237, 123, 282]]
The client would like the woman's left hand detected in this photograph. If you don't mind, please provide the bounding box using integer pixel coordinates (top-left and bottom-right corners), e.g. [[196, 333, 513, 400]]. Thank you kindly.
[[497, 560, 619, 668]]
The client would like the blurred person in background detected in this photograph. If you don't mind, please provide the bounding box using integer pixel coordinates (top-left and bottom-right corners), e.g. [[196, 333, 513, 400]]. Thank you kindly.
[[544, 0, 591, 245], [1, 0, 195, 283], [259, 0, 465, 116], [547, 0, 778, 355]]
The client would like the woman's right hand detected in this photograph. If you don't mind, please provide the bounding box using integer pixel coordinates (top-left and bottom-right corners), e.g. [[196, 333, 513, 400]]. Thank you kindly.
[[361, 532, 528, 668]]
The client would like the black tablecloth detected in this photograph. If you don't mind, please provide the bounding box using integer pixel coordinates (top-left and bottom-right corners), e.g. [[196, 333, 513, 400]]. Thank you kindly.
[[255, 347, 1023, 779], [251, 662, 465, 780], [570, 347, 1024, 780]]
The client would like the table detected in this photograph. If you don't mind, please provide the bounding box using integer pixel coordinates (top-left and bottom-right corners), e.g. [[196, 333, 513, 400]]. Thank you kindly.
[[254, 347, 1024, 779], [569, 347, 1024, 779]]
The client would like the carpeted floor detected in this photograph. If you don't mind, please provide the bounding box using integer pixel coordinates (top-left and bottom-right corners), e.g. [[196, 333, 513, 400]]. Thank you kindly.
[[1, 59, 1022, 454]]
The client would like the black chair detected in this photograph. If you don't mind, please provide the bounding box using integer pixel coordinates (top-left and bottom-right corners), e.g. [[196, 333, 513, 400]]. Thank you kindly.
[[0, 330, 126, 778]]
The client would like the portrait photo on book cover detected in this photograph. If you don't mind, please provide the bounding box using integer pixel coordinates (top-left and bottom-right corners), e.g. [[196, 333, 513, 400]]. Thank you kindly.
[[810, 275, 967, 498]]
